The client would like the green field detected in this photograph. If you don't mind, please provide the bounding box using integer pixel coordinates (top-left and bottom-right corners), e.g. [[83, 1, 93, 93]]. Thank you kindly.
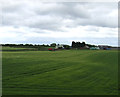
[[2, 47, 36, 51], [2, 49, 118, 95], [2, 46, 55, 51]]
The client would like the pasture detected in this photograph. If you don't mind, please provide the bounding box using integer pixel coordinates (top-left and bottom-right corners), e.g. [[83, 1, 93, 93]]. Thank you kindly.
[[2, 49, 118, 95]]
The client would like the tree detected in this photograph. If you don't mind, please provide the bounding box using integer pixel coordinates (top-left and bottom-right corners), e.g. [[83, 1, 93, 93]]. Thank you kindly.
[[50, 43, 56, 47], [63, 45, 70, 49], [72, 41, 76, 48], [76, 42, 81, 48], [81, 42, 85, 47], [82, 42, 86, 47]]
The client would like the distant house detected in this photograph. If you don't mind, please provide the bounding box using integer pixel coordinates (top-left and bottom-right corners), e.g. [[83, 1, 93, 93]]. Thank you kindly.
[[79, 45, 89, 49], [55, 44, 64, 49], [85, 45, 89, 49], [98, 45, 111, 50]]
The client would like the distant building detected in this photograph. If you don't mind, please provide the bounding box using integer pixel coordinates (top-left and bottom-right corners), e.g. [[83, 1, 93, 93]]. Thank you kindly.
[[55, 44, 64, 49], [85, 45, 89, 49], [79, 45, 90, 49], [98, 45, 111, 50], [90, 47, 100, 50], [110, 47, 119, 50]]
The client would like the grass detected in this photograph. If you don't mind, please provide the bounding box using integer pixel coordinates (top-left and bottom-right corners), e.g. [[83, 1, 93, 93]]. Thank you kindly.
[[2, 49, 118, 95], [2, 46, 36, 51], [2, 46, 55, 51]]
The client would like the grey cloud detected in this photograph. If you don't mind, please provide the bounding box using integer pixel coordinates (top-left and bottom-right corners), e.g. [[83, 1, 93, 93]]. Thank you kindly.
[[75, 16, 117, 28], [85, 26, 99, 32], [1, 1, 118, 31]]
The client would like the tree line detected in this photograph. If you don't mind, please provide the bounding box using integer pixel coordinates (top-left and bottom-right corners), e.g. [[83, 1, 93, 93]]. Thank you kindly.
[[1, 41, 96, 49], [72, 41, 96, 48], [1, 43, 70, 49]]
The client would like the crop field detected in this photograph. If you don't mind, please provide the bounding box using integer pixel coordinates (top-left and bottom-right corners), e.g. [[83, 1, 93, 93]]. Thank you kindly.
[[2, 49, 119, 95]]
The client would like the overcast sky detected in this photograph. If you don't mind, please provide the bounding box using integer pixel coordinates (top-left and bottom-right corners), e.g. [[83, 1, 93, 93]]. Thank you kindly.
[[0, 0, 118, 46]]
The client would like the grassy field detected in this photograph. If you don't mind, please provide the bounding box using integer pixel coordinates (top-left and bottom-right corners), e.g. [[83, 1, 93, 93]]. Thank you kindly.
[[2, 47, 36, 51], [2, 46, 55, 51], [2, 49, 118, 95]]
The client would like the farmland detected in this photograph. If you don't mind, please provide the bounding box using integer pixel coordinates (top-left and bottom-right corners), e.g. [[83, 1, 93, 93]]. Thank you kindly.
[[2, 49, 118, 95]]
